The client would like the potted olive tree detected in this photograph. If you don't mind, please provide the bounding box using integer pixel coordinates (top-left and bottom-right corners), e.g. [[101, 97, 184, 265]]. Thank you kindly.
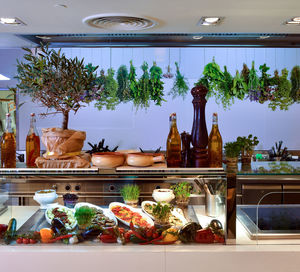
[[11, 45, 116, 163]]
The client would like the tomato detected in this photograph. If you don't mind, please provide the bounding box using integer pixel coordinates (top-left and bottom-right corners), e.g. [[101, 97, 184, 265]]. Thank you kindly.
[[16, 238, 23, 244], [22, 238, 30, 244], [153, 232, 159, 239], [146, 229, 153, 238], [30, 239, 37, 244], [124, 230, 133, 242]]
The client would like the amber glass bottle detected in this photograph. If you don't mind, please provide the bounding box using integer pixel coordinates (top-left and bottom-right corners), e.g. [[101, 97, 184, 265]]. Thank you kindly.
[[208, 113, 223, 168], [166, 113, 181, 167], [26, 113, 40, 167], [1, 113, 16, 168]]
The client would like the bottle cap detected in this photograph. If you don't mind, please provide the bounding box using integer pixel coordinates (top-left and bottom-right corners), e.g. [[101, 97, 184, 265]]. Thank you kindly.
[[30, 113, 35, 117], [6, 113, 10, 117]]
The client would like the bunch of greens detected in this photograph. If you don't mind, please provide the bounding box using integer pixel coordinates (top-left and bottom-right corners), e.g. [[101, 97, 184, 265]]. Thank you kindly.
[[75, 206, 95, 227], [236, 134, 259, 156], [120, 184, 140, 201], [290, 65, 300, 101], [171, 182, 192, 202], [152, 202, 173, 225], [168, 62, 189, 99], [116, 65, 130, 102], [232, 70, 248, 100], [248, 61, 261, 101], [137, 61, 151, 109], [241, 63, 250, 86], [128, 60, 141, 108], [224, 141, 242, 158], [217, 66, 234, 109], [149, 62, 165, 106], [258, 64, 272, 103]]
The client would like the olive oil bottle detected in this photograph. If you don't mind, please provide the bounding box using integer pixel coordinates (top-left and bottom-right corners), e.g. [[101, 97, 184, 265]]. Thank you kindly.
[[26, 113, 40, 167], [1, 113, 16, 168], [166, 113, 181, 167], [208, 113, 223, 168]]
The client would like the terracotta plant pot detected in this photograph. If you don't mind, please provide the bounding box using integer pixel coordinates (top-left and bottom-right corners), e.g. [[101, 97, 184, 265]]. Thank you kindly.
[[175, 199, 189, 210], [126, 153, 165, 167], [226, 157, 238, 175], [91, 152, 125, 168]]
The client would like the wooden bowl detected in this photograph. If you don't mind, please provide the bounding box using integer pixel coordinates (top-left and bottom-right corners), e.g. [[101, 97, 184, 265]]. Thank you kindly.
[[126, 153, 165, 167], [91, 152, 125, 168]]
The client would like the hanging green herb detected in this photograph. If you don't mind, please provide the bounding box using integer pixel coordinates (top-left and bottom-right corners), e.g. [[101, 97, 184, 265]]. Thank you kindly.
[[216, 66, 234, 109], [137, 61, 151, 109], [116, 65, 130, 102], [241, 63, 250, 86], [290, 65, 300, 101], [269, 68, 293, 111], [232, 70, 248, 100], [149, 61, 165, 106], [94, 68, 119, 110], [128, 60, 141, 106], [258, 63, 272, 103], [168, 62, 189, 99], [247, 61, 261, 102]]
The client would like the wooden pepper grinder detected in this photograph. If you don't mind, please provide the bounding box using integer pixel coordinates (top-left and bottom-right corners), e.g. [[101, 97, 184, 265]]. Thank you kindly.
[[180, 131, 191, 167], [191, 85, 209, 167]]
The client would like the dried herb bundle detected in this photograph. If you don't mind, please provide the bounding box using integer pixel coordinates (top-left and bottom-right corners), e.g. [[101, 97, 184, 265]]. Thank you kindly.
[[169, 62, 189, 99]]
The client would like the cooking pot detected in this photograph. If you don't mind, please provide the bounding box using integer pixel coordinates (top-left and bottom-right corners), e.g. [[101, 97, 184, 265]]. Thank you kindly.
[[126, 153, 165, 167], [92, 152, 125, 168]]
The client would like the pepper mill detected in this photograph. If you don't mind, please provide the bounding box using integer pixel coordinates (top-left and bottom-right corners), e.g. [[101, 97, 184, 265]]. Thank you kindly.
[[190, 85, 209, 167], [180, 131, 191, 167]]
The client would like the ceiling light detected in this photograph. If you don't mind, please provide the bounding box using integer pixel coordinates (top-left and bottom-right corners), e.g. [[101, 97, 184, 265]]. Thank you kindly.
[[258, 35, 270, 39], [193, 35, 203, 40], [0, 17, 26, 26], [197, 17, 224, 26], [36, 35, 51, 40], [292, 17, 300, 22], [0, 74, 10, 80], [285, 17, 300, 25]]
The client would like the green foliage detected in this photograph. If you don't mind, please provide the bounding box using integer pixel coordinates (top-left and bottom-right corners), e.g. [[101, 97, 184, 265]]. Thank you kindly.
[[224, 141, 242, 158], [120, 184, 140, 201], [13, 44, 101, 129], [116, 65, 130, 102], [137, 62, 151, 109], [236, 134, 259, 156], [216, 66, 234, 109], [171, 182, 192, 201], [290, 65, 300, 101], [169, 62, 189, 99], [94, 68, 119, 111], [248, 61, 260, 90], [152, 202, 173, 224], [232, 70, 248, 100], [75, 206, 95, 226], [241, 63, 250, 86], [149, 62, 165, 106]]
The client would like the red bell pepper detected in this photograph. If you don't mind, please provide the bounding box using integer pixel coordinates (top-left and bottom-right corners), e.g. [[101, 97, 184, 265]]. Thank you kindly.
[[100, 234, 117, 243], [195, 228, 214, 244]]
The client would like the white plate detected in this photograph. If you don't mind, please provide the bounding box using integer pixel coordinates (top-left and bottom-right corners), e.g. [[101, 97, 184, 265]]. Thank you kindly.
[[141, 201, 188, 226], [45, 204, 77, 230], [109, 202, 154, 228], [74, 202, 118, 227]]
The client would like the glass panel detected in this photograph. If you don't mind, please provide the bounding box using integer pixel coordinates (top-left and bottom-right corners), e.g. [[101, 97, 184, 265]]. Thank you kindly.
[[0, 177, 11, 245], [237, 191, 300, 245]]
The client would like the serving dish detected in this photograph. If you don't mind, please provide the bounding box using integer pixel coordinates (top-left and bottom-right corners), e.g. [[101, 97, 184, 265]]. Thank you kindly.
[[45, 204, 77, 230], [126, 152, 165, 167], [74, 202, 118, 227], [152, 188, 175, 203], [34, 189, 58, 209], [91, 152, 125, 168], [109, 202, 154, 228], [141, 201, 188, 227]]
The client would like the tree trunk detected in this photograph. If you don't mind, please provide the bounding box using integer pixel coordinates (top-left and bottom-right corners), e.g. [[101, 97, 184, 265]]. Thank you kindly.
[[62, 111, 69, 130]]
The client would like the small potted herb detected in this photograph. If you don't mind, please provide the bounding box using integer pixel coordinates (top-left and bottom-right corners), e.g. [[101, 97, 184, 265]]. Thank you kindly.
[[171, 182, 192, 209], [75, 206, 95, 230], [224, 141, 241, 174], [152, 202, 173, 229], [120, 184, 140, 207], [236, 134, 259, 171]]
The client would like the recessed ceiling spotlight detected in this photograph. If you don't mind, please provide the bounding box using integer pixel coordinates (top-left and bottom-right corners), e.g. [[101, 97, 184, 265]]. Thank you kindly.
[[0, 74, 10, 80], [0, 17, 26, 26], [54, 4, 68, 8], [36, 35, 51, 40], [258, 35, 270, 39], [193, 35, 203, 40], [285, 17, 300, 25], [197, 17, 224, 26]]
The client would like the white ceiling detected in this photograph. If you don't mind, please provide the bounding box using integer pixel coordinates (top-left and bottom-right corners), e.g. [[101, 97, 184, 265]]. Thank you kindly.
[[0, 0, 300, 47]]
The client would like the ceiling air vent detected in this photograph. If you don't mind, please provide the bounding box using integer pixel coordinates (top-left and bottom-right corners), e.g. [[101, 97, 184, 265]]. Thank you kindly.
[[83, 14, 157, 31]]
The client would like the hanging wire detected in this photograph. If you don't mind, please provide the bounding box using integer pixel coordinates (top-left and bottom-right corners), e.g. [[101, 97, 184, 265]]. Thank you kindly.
[[109, 47, 112, 69], [163, 48, 174, 78]]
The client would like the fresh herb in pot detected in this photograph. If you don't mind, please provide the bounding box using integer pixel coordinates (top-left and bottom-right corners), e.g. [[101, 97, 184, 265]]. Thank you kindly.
[[120, 184, 140, 201], [236, 134, 259, 157], [152, 202, 173, 225], [171, 182, 192, 202], [224, 141, 241, 158], [168, 62, 189, 99], [75, 206, 95, 227]]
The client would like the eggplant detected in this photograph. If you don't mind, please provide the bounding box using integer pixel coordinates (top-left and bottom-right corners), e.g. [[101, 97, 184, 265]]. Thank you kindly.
[[209, 219, 223, 231], [178, 222, 202, 243], [51, 218, 66, 235], [78, 228, 102, 242]]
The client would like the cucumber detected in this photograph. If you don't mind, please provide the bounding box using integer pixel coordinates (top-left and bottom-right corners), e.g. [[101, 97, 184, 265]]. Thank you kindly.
[[4, 218, 17, 245]]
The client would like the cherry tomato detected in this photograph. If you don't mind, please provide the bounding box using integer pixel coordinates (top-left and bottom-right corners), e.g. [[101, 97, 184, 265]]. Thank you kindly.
[[16, 238, 23, 244], [153, 232, 159, 239], [22, 238, 29, 244], [146, 229, 153, 238], [30, 239, 37, 244]]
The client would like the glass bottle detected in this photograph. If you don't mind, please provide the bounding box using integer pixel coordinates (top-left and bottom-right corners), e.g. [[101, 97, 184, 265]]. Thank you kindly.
[[166, 113, 181, 167], [208, 113, 223, 168], [1, 113, 16, 168], [26, 113, 40, 167]]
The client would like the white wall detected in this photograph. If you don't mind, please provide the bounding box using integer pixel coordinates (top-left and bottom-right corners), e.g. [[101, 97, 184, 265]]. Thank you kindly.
[[1, 47, 299, 151]]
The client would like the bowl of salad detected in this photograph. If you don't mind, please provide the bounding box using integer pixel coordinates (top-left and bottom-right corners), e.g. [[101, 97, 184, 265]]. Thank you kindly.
[[45, 205, 77, 230]]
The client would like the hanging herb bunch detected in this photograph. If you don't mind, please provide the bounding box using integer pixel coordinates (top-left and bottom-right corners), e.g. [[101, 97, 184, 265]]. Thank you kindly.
[[258, 64, 272, 103], [290, 65, 300, 101], [217, 66, 234, 109], [149, 61, 165, 106], [137, 61, 151, 109], [232, 70, 248, 100], [116, 65, 131, 102], [247, 61, 261, 102], [168, 62, 189, 99], [128, 60, 141, 108]]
